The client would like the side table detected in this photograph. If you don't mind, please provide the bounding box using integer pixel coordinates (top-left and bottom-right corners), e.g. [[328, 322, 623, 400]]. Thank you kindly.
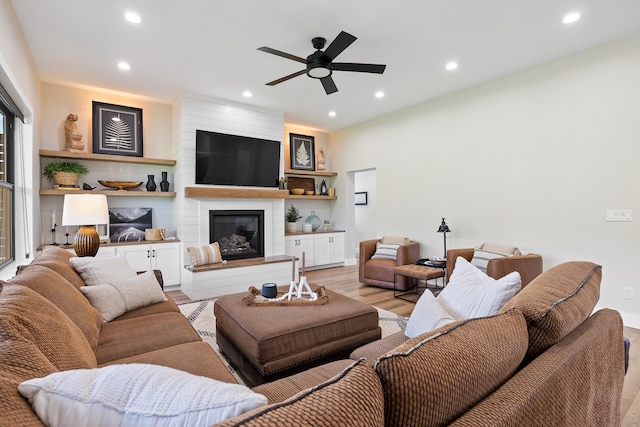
[[393, 264, 446, 302]]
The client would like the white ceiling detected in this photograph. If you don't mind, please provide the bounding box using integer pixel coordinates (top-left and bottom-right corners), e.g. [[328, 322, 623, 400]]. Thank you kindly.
[[10, 0, 640, 132]]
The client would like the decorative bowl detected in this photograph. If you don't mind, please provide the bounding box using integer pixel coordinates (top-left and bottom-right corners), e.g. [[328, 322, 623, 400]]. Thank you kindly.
[[290, 188, 305, 195], [430, 259, 446, 266], [98, 180, 143, 191], [305, 190, 315, 195]]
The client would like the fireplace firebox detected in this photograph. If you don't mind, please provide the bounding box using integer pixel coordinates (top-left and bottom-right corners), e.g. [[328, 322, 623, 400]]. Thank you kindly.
[[209, 210, 264, 261]]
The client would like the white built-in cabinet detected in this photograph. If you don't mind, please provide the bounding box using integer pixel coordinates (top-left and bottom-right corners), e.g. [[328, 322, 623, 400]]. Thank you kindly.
[[115, 242, 181, 286], [284, 231, 345, 269], [314, 232, 345, 266]]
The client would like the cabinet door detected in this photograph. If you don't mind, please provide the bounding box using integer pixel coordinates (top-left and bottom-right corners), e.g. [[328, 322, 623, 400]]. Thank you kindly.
[[284, 236, 298, 258], [116, 245, 152, 271], [315, 234, 333, 265], [298, 235, 315, 267], [150, 242, 181, 286], [330, 233, 345, 263]]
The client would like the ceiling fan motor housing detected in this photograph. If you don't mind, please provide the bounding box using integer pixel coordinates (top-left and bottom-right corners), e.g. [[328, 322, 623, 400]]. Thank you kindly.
[[306, 51, 332, 79]]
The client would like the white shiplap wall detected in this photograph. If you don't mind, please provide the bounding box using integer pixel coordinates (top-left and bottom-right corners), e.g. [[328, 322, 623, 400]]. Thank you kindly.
[[172, 94, 285, 262]]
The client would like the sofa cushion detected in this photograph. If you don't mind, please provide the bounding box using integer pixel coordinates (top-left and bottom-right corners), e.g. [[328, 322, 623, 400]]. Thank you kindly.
[[95, 312, 201, 364], [110, 298, 180, 321], [26, 245, 86, 289], [18, 363, 267, 427], [69, 255, 137, 286], [7, 264, 103, 351], [0, 284, 97, 371], [374, 308, 528, 427], [186, 242, 223, 266], [480, 242, 517, 255], [500, 261, 602, 361], [0, 334, 58, 427], [80, 270, 167, 322], [381, 236, 411, 245], [437, 257, 521, 320], [404, 290, 455, 338], [215, 359, 384, 427]]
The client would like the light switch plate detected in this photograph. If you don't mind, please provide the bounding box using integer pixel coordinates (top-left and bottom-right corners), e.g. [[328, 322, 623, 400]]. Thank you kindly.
[[606, 209, 633, 222]]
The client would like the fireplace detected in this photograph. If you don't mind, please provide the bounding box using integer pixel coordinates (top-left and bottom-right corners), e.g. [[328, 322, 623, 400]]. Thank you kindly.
[[209, 210, 264, 261]]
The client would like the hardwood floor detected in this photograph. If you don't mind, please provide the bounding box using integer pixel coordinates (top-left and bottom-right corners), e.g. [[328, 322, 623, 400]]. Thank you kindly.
[[167, 264, 640, 424]]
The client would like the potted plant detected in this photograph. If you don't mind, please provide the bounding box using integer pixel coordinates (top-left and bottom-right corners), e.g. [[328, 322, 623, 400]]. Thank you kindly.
[[42, 160, 89, 187], [285, 204, 302, 233]]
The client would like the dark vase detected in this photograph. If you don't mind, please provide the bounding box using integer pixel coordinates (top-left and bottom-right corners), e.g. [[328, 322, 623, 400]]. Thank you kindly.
[[146, 174, 156, 192], [160, 171, 170, 192]]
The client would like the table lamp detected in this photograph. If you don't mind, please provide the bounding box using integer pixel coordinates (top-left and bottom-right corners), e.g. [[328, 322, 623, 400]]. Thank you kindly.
[[62, 194, 109, 257], [437, 218, 451, 259]]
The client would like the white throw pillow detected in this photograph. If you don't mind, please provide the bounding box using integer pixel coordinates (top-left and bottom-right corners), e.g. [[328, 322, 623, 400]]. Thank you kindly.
[[80, 270, 167, 322], [371, 243, 401, 260], [405, 290, 456, 339], [438, 257, 521, 320], [70, 255, 137, 286], [18, 363, 268, 427]]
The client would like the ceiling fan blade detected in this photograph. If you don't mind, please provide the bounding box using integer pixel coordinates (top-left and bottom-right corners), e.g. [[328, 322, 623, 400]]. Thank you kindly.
[[332, 63, 386, 74], [257, 47, 306, 64], [321, 76, 338, 95], [266, 69, 306, 86], [322, 31, 357, 61]]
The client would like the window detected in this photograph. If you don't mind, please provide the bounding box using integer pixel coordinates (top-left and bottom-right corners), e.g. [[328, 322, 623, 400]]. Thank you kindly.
[[0, 86, 16, 269]]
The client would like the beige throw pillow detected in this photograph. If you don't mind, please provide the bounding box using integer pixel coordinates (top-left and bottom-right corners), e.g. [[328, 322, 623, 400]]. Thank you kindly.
[[70, 255, 137, 286], [186, 242, 222, 266], [80, 271, 166, 322], [381, 236, 410, 245]]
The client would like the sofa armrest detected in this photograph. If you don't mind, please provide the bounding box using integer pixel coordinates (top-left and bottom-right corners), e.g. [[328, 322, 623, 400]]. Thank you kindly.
[[486, 254, 542, 288], [359, 239, 381, 282], [446, 248, 474, 283], [137, 269, 164, 290], [397, 241, 420, 266]]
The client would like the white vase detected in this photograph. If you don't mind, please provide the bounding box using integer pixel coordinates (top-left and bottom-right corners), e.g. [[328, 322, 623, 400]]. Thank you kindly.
[[286, 222, 297, 233]]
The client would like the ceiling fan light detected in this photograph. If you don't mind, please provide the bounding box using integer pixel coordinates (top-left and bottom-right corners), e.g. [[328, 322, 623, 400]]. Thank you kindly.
[[307, 64, 332, 79]]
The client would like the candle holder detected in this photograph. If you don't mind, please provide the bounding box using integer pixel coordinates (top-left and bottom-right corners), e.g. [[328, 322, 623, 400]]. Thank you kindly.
[[64, 229, 70, 245], [50, 224, 59, 246]]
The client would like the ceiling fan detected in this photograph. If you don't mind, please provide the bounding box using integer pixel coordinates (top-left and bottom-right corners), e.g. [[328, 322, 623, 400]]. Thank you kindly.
[[257, 31, 386, 95]]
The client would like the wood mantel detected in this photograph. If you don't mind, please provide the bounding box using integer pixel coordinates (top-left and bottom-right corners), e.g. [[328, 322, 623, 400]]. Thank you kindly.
[[184, 187, 290, 199]]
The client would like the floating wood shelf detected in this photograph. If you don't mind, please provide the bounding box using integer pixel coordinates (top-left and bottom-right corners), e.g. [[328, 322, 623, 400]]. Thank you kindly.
[[284, 170, 337, 177], [39, 149, 176, 166], [40, 189, 176, 197], [185, 187, 289, 199], [288, 195, 337, 200]]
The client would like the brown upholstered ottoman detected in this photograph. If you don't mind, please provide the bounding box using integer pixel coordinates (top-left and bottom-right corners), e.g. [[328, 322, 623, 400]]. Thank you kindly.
[[215, 285, 381, 386]]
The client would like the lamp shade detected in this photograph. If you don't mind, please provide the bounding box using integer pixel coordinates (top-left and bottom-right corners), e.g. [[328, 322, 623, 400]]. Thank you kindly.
[[62, 194, 109, 226], [437, 218, 451, 233]]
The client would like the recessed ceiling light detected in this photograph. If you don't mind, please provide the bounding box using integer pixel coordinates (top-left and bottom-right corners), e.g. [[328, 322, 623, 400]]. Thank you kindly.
[[117, 62, 131, 70], [124, 12, 142, 24], [328, 111, 336, 117], [243, 91, 253, 98], [562, 12, 581, 24], [375, 91, 385, 98], [445, 62, 458, 71]]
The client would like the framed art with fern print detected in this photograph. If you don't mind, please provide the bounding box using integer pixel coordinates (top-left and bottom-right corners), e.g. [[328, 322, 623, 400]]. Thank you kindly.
[[92, 101, 143, 157], [289, 133, 315, 171]]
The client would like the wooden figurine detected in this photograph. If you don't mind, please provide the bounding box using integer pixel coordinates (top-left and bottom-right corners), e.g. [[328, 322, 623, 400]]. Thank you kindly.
[[64, 113, 85, 152]]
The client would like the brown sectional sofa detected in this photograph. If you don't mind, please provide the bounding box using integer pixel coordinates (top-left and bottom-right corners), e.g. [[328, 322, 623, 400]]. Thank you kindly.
[[0, 246, 626, 426]]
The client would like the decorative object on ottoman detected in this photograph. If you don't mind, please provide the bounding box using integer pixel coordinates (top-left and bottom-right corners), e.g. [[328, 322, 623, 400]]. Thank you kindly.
[[261, 283, 277, 298], [437, 217, 451, 258], [243, 285, 329, 306]]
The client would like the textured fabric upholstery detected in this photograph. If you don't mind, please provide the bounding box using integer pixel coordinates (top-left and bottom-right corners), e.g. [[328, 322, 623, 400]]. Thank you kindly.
[[449, 309, 624, 426], [446, 247, 542, 287], [0, 284, 97, 371], [374, 308, 528, 427], [252, 359, 353, 404], [359, 239, 421, 290], [215, 359, 384, 427], [7, 264, 104, 351], [500, 260, 602, 362], [350, 330, 408, 361], [110, 298, 180, 321], [25, 245, 86, 289]]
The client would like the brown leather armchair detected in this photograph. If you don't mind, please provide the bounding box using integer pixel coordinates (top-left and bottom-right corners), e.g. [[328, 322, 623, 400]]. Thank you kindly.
[[359, 239, 421, 290], [445, 248, 543, 288]]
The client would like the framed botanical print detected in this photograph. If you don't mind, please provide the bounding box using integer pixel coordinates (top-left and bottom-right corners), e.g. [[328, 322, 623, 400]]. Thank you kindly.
[[92, 101, 143, 157], [289, 133, 315, 171]]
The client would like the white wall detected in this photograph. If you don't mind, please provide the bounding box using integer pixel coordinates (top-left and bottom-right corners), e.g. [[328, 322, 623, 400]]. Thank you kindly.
[[330, 32, 640, 326], [0, 0, 40, 279], [354, 169, 377, 253]]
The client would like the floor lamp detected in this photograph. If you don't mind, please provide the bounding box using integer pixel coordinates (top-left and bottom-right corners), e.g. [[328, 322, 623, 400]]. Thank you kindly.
[[437, 218, 451, 259], [62, 194, 109, 257]]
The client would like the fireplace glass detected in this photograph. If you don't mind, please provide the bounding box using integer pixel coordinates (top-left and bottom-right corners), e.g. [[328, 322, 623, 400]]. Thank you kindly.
[[209, 210, 264, 261]]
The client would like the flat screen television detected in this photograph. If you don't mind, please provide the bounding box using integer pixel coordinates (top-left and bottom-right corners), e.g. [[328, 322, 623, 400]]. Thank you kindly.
[[195, 129, 281, 187]]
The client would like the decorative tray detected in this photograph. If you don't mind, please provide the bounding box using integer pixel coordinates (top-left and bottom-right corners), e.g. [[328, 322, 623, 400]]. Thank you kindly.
[[242, 285, 329, 306]]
